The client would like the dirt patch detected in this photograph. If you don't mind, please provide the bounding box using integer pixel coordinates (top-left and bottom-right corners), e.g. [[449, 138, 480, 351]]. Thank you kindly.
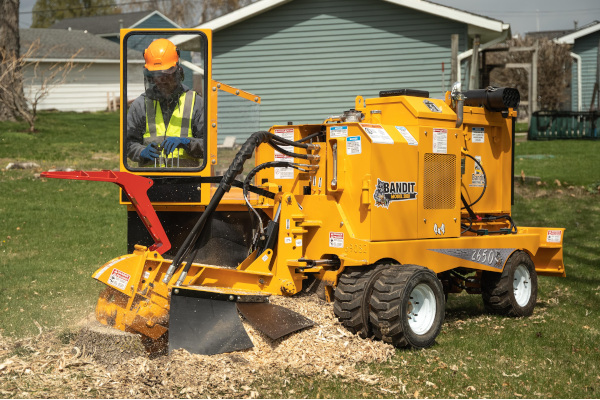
[[514, 181, 595, 199], [0, 294, 395, 398]]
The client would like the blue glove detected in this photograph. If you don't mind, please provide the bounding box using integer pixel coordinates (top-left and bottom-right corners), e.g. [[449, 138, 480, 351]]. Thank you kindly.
[[163, 137, 191, 155], [140, 143, 160, 160]]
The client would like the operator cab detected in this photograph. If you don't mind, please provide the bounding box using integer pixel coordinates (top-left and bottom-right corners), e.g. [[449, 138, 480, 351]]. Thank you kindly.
[[122, 31, 209, 173]]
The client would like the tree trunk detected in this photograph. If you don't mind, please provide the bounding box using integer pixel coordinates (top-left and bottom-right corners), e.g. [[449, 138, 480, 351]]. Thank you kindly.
[[0, 0, 28, 122]]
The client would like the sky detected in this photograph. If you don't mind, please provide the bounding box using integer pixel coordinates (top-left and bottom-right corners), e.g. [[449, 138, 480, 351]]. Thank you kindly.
[[18, 0, 600, 35]]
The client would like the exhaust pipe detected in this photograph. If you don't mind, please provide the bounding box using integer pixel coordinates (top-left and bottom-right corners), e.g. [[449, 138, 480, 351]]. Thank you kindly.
[[463, 87, 520, 111]]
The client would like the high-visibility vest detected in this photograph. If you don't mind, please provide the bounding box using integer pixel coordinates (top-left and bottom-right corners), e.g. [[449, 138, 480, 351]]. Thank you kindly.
[[143, 90, 196, 166]]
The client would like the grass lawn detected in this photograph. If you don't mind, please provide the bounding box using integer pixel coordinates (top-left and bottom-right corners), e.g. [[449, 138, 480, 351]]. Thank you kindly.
[[1, 112, 599, 398], [515, 139, 600, 188]]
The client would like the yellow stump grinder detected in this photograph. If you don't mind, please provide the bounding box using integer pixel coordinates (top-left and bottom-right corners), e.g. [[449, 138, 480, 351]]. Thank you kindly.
[[42, 29, 565, 355]]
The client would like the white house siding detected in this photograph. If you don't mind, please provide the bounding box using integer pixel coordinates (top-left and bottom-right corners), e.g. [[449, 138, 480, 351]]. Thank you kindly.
[[24, 62, 145, 112], [211, 0, 468, 140], [571, 30, 600, 111]]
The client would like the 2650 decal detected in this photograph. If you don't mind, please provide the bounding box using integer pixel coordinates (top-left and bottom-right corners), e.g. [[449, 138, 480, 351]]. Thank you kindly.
[[429, 247, 516, 269]]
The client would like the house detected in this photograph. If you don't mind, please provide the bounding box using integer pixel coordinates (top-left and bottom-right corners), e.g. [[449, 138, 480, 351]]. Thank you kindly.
[[173, 0, 511, 139], [21, 11, 184, 112], [20, 28, 144, 112], [49, 10, 180, 47], [556, 21, 600, 111]]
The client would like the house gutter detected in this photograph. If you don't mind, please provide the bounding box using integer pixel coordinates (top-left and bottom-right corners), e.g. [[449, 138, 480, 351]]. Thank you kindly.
[[570, 52, 582, 111]]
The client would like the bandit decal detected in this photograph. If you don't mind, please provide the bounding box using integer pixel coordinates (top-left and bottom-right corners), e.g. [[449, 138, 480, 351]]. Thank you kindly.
[[373, 178, 417, 208]]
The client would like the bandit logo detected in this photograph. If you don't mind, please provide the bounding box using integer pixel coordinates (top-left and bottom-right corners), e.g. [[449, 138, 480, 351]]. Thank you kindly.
[[373, 178, 417, 208]]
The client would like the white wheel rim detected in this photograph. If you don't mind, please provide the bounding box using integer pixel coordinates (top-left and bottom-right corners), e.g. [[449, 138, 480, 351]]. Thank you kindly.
[[513, 264, 532, 307], [407, 283, 437, 335]]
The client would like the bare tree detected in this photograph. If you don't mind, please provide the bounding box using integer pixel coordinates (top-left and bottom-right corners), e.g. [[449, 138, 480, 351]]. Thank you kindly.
[[0, 40, 87, 133], [32, 0, 120, 28], [199, 0, 255, 24], [0, 0, 28, 122], [488, 37, 572, 111]]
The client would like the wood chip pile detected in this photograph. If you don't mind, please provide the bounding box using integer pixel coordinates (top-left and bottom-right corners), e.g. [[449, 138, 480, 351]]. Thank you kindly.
[[0, 294, 395, 398]]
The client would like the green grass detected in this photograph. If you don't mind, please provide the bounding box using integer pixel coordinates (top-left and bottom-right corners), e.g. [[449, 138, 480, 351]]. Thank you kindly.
[[515, 140, 600, 187], [1, 114, 599, 398], [0, 111, 124, 337], [515, 121, 529, 132], [0, 111, 120, 167]]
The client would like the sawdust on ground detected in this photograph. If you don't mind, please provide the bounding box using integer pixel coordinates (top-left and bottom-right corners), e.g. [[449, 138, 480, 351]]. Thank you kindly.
[[0, 293, 396, 398]]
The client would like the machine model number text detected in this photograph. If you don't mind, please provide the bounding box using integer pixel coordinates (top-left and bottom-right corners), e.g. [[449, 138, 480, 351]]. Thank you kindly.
[[471, 249, 502, 267]]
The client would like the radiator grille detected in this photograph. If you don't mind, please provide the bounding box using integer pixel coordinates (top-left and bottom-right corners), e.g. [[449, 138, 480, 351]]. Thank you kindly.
[[423, 153, 456, 209]]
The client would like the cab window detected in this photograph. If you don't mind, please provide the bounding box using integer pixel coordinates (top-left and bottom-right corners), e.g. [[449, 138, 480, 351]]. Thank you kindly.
[[123, 31, 207, 172]]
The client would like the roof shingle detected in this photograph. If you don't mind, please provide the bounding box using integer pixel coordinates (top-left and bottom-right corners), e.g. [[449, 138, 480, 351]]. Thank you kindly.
[[20, 28, 141, 61], [49, 11, 155, 35]]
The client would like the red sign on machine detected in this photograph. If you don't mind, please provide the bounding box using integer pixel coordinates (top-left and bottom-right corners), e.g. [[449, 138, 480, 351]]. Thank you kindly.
[[108, 269, 131, 290]]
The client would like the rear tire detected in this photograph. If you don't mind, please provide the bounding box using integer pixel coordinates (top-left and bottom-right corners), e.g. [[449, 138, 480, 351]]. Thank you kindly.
[[333, 265, 391, 338], [370, 265, 445, 349], [482, 250, 537, 317]]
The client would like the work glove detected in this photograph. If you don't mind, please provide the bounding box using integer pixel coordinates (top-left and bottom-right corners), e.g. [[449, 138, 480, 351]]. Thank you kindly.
[[163, 137, 191, 156], [140, 143, 160, 160]]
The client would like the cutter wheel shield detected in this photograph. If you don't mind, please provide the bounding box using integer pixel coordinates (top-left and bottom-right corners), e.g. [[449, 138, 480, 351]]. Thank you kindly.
[[333, 265, 392, 338], [168, 287, 266, 355], [237, 302, 314, 340], [482, 251, 538, 317], [370, 266, 445, 349]]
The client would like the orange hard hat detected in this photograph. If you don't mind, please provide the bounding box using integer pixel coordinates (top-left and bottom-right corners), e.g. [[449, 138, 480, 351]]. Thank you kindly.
[[144, 39, 180, 72]]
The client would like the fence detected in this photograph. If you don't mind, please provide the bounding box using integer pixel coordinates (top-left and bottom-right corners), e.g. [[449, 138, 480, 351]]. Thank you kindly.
[[528, 110, 600, 140]]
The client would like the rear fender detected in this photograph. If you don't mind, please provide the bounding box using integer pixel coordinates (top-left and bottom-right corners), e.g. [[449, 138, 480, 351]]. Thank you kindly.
[[520, 227, 566, 277]]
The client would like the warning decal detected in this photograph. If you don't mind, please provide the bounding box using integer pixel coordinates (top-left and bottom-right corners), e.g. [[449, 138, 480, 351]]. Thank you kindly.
[[329, 232, 344, 248], [361, 124, 394, 144], [472, 127, 485, 143], [547, 230, 562, 243], [330, 126, 348, 138], [395, 126, 418, 146], [433, 128, 447, 154], [107, 269, 130, 291], [346, 136, 362, 155], [274, 128, 294, 179], [470, 155, 484, 187]]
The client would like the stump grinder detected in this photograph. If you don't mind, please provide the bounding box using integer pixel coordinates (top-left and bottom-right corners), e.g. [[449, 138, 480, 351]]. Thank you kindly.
[[42, 29, 565, 355]]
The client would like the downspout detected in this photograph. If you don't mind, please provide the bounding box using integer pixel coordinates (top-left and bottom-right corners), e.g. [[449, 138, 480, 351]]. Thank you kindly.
[[570, 52, 582, 111]]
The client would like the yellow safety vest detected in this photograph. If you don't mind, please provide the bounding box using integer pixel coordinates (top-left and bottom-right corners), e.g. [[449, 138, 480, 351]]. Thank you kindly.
[[143, 90, 196, 166]]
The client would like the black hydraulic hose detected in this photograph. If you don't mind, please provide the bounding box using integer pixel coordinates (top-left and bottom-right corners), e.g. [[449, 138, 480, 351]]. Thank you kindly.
[[296, 130, 324, 143], [163, 130, 273, 284], [270, 133, 312, 149], [269, 141, 312, 160], [243, 161, 292, 197], [221, 131, 273, 192]]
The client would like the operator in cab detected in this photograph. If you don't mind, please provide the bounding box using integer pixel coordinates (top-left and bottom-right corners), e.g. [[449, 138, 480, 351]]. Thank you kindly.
[[127, 38, 204, 168]]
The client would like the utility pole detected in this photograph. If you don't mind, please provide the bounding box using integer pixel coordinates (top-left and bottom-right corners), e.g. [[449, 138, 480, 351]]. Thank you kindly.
[[451, 34, 459, 84], [469, 35, 480, 90]]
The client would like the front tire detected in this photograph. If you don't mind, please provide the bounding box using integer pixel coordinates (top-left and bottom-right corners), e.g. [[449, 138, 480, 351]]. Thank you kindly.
[[333, 265, 391, 338], [482, 250, 538, 317], [370, 265, 445, 349]]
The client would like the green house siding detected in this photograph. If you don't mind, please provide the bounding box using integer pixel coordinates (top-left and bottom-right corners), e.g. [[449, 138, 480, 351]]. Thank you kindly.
[[572, 31, 600, 111], [212, 0, 468, 140]]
